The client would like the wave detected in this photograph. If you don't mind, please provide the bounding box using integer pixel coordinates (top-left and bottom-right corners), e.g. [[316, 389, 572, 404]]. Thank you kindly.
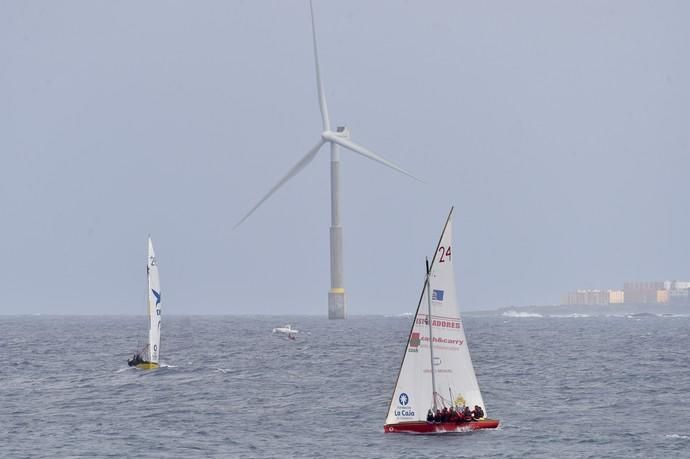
[[549, 313, 590, 318], [626, 312, 658, 319], [622, 312, 690, 319], [501, 311, 543, 318], [665, 434, 690, 440], [384, 312, 414, 318]]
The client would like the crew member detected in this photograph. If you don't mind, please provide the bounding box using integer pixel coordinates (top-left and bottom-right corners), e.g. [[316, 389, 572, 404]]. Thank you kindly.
[[433, 409, 442, 423], [473, 405, 484, 419]]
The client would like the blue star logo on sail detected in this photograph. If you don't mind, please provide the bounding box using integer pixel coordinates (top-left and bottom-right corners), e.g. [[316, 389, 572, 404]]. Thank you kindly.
[[432, 289, 444, 301], [395, 392, 415, 418], [151, 289, 161, 306]]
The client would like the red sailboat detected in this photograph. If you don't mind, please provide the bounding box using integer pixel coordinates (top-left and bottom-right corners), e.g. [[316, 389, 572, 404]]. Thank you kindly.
[[384, 208, 499, 433]]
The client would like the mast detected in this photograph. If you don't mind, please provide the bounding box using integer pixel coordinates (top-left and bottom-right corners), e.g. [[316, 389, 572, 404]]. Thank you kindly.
[[147, 237, 153, 362], [425, 257, 438, 411]]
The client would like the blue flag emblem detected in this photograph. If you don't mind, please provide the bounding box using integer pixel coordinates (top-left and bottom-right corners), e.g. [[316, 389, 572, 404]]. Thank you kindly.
[[432, 289, 444, 301], [151, 289, 161, 306]]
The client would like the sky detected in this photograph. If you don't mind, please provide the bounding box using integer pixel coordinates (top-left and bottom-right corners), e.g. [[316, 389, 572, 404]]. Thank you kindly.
[[1, 1, 689, 315]]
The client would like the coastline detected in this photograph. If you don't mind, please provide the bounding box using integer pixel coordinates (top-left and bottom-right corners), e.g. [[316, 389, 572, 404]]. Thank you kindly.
[[465, 302, 690, 317]]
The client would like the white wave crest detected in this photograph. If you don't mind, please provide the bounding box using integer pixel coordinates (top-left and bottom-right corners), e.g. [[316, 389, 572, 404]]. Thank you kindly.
[[501, 311, 543, 318], [665, 434, 690, 440], [384, 312, 415, 318], [549, 313, 591, 318]]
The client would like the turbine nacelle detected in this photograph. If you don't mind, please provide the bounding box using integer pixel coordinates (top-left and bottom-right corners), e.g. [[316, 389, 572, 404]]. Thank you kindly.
[[321, 130, 348, 142], [321, 126, 350, 141], [335, 126, 350, 139]]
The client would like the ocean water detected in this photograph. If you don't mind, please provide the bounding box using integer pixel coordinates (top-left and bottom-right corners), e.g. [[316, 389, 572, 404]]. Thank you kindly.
[[1, 314, 689, 458]]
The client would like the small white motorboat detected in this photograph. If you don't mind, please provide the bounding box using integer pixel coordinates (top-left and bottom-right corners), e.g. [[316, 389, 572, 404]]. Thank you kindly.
[[272, 324, 299, 339]]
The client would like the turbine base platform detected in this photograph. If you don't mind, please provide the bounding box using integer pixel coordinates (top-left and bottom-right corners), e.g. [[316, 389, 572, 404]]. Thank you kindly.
[[328, 289, 345, 319]]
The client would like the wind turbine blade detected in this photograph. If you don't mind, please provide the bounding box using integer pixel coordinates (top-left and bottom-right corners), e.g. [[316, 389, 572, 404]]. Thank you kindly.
[[234, 140, 325, 229], [327, 135, 423, 183], [310, 0, 330, 131]]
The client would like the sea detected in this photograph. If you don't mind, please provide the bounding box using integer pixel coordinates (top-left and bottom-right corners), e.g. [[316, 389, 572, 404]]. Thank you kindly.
[[1, 313, 689, 458]]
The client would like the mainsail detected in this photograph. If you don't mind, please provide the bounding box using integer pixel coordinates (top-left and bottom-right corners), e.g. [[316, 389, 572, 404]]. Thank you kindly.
[[385, 208, 485, 426], [146, 236, 161, 364]]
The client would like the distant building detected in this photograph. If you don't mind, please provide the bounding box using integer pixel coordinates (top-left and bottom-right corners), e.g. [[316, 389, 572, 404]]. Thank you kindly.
[[624, 281, 666, 304], [609, 290, 624, 304], [664, 280, 690, 290], [561, 280, 689, 307], [562, 289, 610, 306], [669, 288, 690, 305], [656, 289, 669, 304]]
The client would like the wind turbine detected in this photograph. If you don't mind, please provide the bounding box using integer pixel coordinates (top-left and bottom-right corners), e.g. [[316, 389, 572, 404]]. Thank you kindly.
[[235, 1, 420, 319]]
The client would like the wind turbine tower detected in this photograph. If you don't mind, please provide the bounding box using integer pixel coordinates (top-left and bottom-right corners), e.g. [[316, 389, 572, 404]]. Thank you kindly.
[[235, 1, 419, 319]]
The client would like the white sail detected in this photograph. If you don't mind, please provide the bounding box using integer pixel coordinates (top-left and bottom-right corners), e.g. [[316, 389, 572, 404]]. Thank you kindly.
[[146, 237, 161, 364], [385, 209, 485, 425]]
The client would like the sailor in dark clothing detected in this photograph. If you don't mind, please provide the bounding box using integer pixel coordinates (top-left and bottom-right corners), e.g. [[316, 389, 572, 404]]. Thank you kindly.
[[441, 407, 449, 422], [426, 409, 434, 422], [448, 407, 459, 422], [473, 405, 485, 419], [462, 406, 472, 421], [128, 353, 142, 367], [433, 409, 442, 423]]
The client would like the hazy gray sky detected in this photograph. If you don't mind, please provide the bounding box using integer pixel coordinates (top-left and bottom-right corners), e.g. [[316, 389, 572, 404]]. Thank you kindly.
[[1, 1, 688, 315]]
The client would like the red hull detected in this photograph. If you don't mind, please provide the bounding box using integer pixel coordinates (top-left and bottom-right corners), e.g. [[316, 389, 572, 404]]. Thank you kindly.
[[384, 419, 499, 434]]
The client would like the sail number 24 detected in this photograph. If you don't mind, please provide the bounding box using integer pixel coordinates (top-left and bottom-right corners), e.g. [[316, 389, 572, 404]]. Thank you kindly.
[[438, 246, 451, 263]]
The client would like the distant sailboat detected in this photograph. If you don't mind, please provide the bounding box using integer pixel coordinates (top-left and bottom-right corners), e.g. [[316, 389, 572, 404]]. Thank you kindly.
[[384, 208, 499, 433], [128, 237, 162, 369]]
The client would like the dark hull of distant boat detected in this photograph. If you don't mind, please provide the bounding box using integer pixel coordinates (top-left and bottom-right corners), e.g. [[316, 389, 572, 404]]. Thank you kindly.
[[384, 419, 499, 433]]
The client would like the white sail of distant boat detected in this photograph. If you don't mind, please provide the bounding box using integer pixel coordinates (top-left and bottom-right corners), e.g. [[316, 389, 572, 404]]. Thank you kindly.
[[128, 236, 161, 369], [384, 208, 498, 433]]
